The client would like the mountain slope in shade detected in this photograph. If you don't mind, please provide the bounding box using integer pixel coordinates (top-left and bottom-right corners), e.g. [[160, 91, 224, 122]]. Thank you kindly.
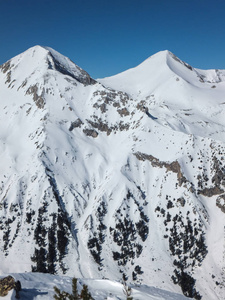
[[0, 46, 224, 300]]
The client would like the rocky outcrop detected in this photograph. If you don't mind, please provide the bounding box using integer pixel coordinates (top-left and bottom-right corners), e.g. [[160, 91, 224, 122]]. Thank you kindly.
[[69, 118, 83, 131], [0, 275, 21, 298], [216, 194, 225, 213], [26, 84, 45, 109], [134, 152, 187, 186], [83, 128, 98, 138], [48, 52, 96, 86]]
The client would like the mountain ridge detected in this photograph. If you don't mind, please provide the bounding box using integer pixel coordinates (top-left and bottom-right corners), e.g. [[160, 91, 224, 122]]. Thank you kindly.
[[0, 46, 224, 299], [100, 49, 225, 88]]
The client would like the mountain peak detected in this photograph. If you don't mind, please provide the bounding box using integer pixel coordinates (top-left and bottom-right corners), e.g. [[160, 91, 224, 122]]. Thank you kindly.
[[142, 50, 193, 71], [98, 50, 189, 97], [99, 49, 225, 99], [0, 46, 225, 300], [0, 45, 96, 87]]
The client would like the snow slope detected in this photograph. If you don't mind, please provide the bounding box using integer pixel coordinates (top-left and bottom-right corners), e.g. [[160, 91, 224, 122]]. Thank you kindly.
[[99, 50, 225, 141], [0, 46, 224, 299], [1, 272, 190, 300]]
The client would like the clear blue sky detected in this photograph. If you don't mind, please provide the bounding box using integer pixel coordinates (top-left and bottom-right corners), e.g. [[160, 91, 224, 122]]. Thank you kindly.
[[0, 0, 225, 78]]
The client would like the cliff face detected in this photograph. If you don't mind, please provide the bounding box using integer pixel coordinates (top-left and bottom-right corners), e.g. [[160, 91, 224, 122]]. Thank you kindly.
[[0, 46, 225, 299]]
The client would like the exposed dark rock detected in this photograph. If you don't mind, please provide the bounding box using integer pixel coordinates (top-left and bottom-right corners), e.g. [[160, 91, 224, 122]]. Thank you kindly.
[[48, 52, 96, 86], [83, 128, 98, 138], [197, 156, 225, 197], [134, 152, 187, 186], [117, 108, 130, 117], [118, 121, 130, 131], [137, 100, 147, 112], [216, 194, 225, 213], [177, 197, 185, 207], [0, 61, 12, 74], [87, 119, 112, 135], [26, 84, 45, 109], [5, 71, 12, 84], [211, 156, 225, 186], [69, 118, 83, 131], [113, 102, 120, 108], [0, 61, 16, 86], [198, 186, 224, 197], [170, 52, 193, 71], [99, 103, 107, 113], [0, 276, 21, 298]]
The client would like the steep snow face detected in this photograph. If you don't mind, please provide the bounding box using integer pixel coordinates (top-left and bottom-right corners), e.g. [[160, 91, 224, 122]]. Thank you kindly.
[[0, 47, 225, 300]]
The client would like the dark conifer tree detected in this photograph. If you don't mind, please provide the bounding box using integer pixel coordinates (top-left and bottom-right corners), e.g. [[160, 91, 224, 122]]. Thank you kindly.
[[80, 284, 92, 300]]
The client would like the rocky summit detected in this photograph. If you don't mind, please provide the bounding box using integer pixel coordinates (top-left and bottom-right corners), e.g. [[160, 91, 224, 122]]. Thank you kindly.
[[0, 46, 225, 299]]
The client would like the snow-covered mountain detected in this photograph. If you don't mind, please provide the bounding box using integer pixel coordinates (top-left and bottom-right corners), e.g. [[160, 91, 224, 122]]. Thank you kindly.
[[0, 46, 225, 299]]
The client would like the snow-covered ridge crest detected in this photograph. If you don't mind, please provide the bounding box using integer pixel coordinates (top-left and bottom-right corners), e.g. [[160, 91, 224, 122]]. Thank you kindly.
[[0, 45, 96, 92], [43, 46, 96, 85], [99, 49, 225, 142], [0, 46, 225, 300], [166, 50, 225, 85], [99, 49, 225, 97]]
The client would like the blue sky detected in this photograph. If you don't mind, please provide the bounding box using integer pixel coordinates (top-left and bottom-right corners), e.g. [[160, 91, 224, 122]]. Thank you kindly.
[[0, 0, 225, 78]]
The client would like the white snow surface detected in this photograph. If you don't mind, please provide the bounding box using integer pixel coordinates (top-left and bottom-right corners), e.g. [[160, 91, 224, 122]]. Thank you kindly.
[[0, 272, 189, 300], [0, 46, 225, 299], [99, 50, 225, 141]]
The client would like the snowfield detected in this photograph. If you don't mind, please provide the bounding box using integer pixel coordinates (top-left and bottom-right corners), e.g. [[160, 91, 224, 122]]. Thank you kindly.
[[0, 46, 224, 299], [1, 272, 190, 299]]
